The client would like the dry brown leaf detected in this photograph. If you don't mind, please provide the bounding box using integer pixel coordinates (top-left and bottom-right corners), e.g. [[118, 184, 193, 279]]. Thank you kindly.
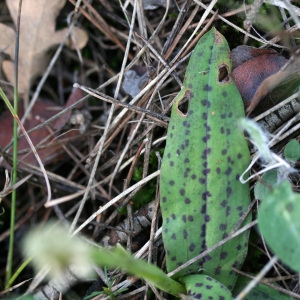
[[0, 0, 88, 100], [0, 88, 85, 167], [231, 45, 300, 116], [232, 53, 287, 107], [246, 59, 300, 116]]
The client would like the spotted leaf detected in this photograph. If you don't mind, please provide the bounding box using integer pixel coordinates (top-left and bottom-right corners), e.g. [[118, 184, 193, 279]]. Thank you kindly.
[[180, 275, 232, 299], [160, 28, 251, 290]]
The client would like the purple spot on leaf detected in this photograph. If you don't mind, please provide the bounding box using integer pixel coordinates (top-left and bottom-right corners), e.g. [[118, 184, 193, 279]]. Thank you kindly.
[[201, 224, 206, 237], [205, 215, 211, 222], [233, 260, 239, 267], [214, 266, 221, 275], [199, 177, 206, 184], [219, 224, 227, 231], [202, 169, 211, 176], [203, 255, 212, 262], [201, 99, 211, 108], [227, 187, 232, 197], [201, 240, 206, 250], [205, 124, 211, 132], [225, 167, 232, 175], [188, 215, 194, 222], [237, 205, 243, 211], [204, 84, 212, 91], [189, 243, 196, 251], [226, 206, 231, 216], [202, 191, 211, 200], [220, 200, 228, 207], [201, 148, 211, 159], [202, 135, 211, 142], [185, 198, 191, 204], [183, 230, 188, 239], [222, 232, 228, 239], [184, 168, 191, 178], [227, 156, 234, 164]]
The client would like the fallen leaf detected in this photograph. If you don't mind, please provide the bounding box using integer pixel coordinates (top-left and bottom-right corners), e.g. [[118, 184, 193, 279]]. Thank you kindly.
[[0, 89, 85, 167], [122, 68, 149, 98], [231, 45, 279, 69], [0, 0, 88, 101], [52, 88, 85, 131], [232, 53, 287, 106], [231, 45, 289, 115], [246, 58, 300, 115]]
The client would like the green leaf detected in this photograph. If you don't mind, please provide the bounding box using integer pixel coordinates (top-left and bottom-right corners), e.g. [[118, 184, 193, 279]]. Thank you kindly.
[[91, 245, 186, 297], [284, 139, 300, 165], [180, 275, 233, 299], [254, 170, 278, 200], [258, 181, 300, 272], [160, 28, 251, 290]]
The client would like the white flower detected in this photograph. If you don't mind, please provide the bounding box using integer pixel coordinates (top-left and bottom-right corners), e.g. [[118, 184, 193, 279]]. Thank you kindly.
[[22, 222, 94, 280]]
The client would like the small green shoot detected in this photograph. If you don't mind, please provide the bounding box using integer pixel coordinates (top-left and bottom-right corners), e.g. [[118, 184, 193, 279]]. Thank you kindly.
[[84, 267, 128, 300]]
